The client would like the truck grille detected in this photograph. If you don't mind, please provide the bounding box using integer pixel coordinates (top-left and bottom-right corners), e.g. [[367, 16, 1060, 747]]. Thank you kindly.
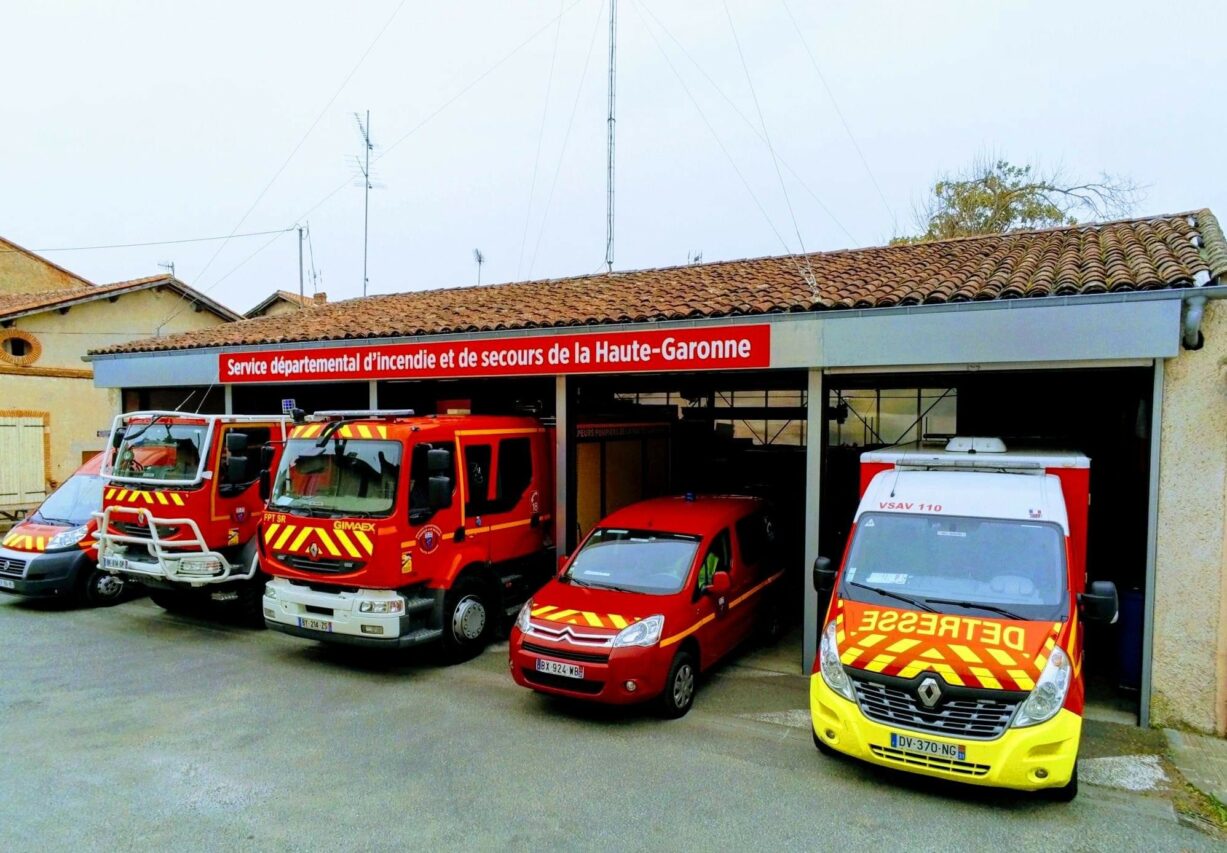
[[521, 641, 610, 664], [869, 744, 990, 777], [113, 521, 181, 539], [277, 553, 365, 575], [852, 677, 1019, 740], [0, 556, 26, 577]]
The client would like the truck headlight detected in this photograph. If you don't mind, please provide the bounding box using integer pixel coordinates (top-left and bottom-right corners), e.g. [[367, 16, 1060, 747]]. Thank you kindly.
[[358, 598, 405, 614], [1012, 646, 1071, 727], [819, 621, 855, 701], [179, 557, 223, 576], [47, 526, 88, 551], [612, 614, 664, 648], [515, 600, 533, 633]]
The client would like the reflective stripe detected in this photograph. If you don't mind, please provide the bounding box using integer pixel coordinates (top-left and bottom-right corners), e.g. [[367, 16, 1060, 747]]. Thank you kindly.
[[333, 529, 361, 559], [352, 530, 374, 555], [289, 528, 312, 551], [273, 526, 296, 550], [264, 523, 281, 544], [315, 529, 342, 557], [170, 493, 185, 506], [155, 492, 170, 505]]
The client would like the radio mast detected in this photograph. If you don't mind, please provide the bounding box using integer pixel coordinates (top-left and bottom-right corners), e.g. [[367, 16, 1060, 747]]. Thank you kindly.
[[355, 110, 374, 296]]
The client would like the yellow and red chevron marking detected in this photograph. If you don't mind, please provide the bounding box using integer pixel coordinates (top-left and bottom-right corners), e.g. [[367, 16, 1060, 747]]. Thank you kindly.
[[836, 600, 1065, 692], [263, 522, 375, 559], [290, 423, 389, 440], [1, 531, 48, 552], [530, 604, 638, 631], [104, 487, 186, 507]]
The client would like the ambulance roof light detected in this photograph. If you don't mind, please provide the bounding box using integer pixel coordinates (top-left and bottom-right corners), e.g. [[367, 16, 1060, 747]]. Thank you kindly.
[[945, 436, 1008, 454]]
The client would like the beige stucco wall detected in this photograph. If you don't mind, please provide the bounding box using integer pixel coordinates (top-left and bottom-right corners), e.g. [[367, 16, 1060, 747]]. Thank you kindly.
[[1, 285, 231, 489], [1151, 300, 1227, 735], [256, 299, 304, 318], [0, 241, 90, 293]]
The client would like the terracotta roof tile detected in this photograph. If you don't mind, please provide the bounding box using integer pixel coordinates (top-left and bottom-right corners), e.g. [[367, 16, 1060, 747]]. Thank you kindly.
[[0, 276, 241, 322], [90, 209, 1226, 356]]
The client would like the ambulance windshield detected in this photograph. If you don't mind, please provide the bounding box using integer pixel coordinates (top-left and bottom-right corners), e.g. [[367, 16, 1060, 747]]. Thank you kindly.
[[564, 528, 701, 595], [113, 421, 207, 482], [34, 473, 105, 526], [840, 512, 1067, 621], [272, 438, 401, 517]]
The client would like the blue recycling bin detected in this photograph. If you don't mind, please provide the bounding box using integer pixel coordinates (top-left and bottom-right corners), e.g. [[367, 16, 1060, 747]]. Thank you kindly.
[[1117, 588, 1144, 691]]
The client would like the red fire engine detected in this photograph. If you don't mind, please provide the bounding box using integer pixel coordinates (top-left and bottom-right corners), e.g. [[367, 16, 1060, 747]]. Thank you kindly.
[[260, 409, 554, 659], [94, 411, 288, 618]]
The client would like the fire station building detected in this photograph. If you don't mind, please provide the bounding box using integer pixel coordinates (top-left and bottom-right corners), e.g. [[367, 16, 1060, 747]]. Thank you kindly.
[[87, 209, 1227, 736]]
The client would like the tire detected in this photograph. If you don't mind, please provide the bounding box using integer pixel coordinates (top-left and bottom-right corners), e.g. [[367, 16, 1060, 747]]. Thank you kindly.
[[440, 576, 493, 663], [76, 567, 126, 608], [149, 588, 198, 615], [1046, 763, 1078, 802], [658, 650, 698, 719]]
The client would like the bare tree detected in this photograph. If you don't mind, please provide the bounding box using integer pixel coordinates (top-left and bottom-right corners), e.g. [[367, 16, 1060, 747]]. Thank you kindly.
[[892, 156, 1142, 244]]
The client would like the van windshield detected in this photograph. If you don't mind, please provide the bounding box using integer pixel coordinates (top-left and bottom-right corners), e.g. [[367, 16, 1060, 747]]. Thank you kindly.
[[840, 512, 1067, 621], [564, 528, 701, 595], [34, 474, 105, 526], [271, 438, 401, 518], [113, 421, 207, 482]]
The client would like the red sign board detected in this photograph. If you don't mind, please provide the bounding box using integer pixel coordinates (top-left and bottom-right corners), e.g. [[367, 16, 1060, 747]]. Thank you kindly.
[[219, 325, 770, 384]]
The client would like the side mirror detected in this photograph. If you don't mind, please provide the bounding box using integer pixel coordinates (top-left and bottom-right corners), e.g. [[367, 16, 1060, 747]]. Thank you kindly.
[[812, 556, 836, 593], [258, 469, 271, 502], [225, 432, 249, 455], [705, 571, 732, 597], [1078, 579, 1119, 625], [260, 445, 276, 469], [111, 429, 126, 450], [428, 475, 452, 510], [226, 455, 249, 484], [427, 447, 452, 475]]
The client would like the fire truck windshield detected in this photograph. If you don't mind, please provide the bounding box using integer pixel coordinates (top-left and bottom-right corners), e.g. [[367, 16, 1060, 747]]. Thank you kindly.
[[840, 512, 1068, 621], [271, 438, 401, 517], [563, 529, 701, 595], [114, 423, 207, 482]]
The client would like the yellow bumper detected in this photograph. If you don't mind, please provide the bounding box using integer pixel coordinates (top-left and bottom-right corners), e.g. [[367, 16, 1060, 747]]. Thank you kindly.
[[810, 674, 1081, 791]]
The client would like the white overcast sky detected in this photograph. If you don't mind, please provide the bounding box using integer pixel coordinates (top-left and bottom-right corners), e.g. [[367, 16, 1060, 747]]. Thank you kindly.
[[3, 1, 1224, 315]]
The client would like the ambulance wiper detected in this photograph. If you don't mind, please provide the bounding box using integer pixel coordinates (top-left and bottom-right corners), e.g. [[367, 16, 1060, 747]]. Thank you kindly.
[[922, 597, 1025, 621], [848, 582, 937, 613]]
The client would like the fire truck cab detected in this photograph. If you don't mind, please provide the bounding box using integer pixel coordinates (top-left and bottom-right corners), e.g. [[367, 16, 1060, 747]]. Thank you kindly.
[[809, 437, 1118, 801], [261, 410, 554, 660], [94, 411, 287, 617]]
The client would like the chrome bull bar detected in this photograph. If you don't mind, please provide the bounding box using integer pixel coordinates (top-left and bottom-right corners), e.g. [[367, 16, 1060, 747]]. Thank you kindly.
[[91, 504, 255, 585]]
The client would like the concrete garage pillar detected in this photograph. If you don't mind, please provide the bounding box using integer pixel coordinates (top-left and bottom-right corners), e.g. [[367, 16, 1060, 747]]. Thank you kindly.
[[368, 380, 378, 409], [802, 368, 824, 672], [223, 384, 233, 415], [554, 375, 575, 561], [1150, 302, 1227, 735]]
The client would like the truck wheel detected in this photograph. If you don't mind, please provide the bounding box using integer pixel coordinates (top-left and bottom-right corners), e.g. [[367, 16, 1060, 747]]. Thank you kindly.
[[77, 568, 126, 607], [441, 577, 492, 662], [1046, 764, 1078, 802], [149, 588, 196, 615], [658, 650, 697, 718]]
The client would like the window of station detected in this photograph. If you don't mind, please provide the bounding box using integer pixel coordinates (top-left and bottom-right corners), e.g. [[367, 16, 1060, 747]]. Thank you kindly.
[[828, 388, 956, 447], [613, 389, 808, 447]]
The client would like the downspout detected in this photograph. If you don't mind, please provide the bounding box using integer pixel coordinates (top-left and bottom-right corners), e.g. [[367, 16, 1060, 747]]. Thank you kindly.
[[1182, 271, 1211, 350]]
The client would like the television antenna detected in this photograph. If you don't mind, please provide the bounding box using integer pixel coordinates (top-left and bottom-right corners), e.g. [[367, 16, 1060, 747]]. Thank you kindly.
[[688, 250, 703, 265], [157, 260, 175, 279], [354, 110, 375, 296], [474, 249, 485, 285]]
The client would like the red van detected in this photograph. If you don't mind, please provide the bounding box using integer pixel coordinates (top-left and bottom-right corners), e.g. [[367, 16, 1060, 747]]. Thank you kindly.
[[0, 453, 128, 606], [509, 495, 784, 717]]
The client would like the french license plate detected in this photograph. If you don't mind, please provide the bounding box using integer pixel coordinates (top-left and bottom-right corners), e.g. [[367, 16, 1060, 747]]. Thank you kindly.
[[535, 658, 584, 679], [890, 732, 966, 761], [0, 578, 15, 590], [101, 554, 127, 572], [298, 617, 333, 632]]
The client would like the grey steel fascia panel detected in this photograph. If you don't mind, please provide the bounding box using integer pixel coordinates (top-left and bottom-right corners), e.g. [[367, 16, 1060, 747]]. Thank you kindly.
[[817, 299, 1181, 367], [92, 350, 218, 388]]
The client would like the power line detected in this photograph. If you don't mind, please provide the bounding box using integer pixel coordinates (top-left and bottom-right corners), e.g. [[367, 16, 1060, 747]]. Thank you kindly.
[[722, 0, 817, 295], [517, 0, 565, 279], [293, 0, 588, 231], [634, 1, 857, 245], [527, 0, 608, 278], [0, 227, 295, 253], [779, 0, 895, 228], [189, 0, 410, 288]]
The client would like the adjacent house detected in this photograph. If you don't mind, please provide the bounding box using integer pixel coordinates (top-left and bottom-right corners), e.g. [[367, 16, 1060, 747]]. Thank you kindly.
[[244, 290, 327, 319], [0, 236, 240, 515]]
